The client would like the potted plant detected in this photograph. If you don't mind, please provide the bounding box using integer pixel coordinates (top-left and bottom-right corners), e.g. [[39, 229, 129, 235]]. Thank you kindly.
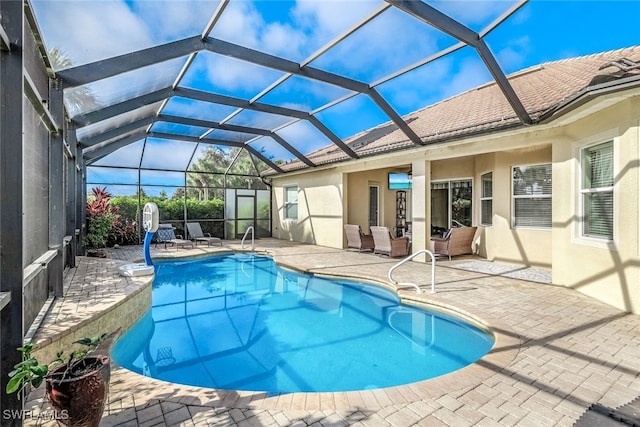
[[6, 334, 110, 427]]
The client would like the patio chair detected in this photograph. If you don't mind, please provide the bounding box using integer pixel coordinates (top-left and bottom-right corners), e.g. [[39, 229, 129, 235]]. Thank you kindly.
[[370, 226, 410, 258], [155, 224, 194, 250], [344, 224, 375, 252], [186, 222, 223, 247], [430, 226, 478, 260]]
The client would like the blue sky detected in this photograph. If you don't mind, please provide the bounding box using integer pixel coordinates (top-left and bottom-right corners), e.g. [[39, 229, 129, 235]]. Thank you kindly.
[[30, 0, 640, 195]]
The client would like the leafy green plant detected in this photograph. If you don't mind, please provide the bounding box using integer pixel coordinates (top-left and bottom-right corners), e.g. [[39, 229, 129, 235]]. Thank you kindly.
[[6, 334, 107, 399], [85, 212, 114, 249], [85, 187, 116, 250], [5, 343, 54, 398]]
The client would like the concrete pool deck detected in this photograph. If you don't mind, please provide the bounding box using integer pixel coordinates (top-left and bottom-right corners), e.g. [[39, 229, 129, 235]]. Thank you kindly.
[[24, 239, 640, 426]]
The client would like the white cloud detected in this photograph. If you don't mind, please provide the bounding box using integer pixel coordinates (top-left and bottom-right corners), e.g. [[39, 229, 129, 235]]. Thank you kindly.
[[249, 136, 297, 162], [210, 1, 307, 60], [31, 1, 154, 67], [259, 76, 351, 111], [32, 0, 220, 68], [376, 49, 492, 116], [496, 36, 531, 72], [276, 120, 330, 154], [292, 0, 382, 38], [141, 138, 197, 170], [71, 56, 186, 115], [128, 1, 216, 42], [279, 101, 313, 111], [440, 56, 492, 100], [210, 1, 263, 47], [308, 6, 445, 83], [262, 23, 305, 58], [32, 0, 526, 153], [377, 58, 451, 114], [93, 140, 145, 168], [191, 52, 283, 95], [229, 109, 292, 130]]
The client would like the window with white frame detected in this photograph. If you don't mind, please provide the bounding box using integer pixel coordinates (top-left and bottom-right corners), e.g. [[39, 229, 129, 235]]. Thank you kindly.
[[480, 172, 492, 226], [581, 141, 613, 239], [512, 164, 552, 228], [284, 185, 298, 220]]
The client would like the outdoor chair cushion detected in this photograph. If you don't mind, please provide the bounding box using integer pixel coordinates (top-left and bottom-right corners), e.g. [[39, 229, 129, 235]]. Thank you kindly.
[[431, 226, 477, 260], [156, 224, 194, 250], [344, 224, 375, 252], [186, 222, 223, 246], [370, 226, 410, 258]]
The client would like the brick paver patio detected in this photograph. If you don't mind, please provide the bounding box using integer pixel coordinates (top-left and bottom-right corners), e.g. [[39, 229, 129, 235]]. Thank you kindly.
[[23, 240, 640, 426]]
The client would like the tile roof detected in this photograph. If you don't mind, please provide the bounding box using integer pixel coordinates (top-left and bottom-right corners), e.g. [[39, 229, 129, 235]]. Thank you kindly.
[[270, 45, 640, 174]]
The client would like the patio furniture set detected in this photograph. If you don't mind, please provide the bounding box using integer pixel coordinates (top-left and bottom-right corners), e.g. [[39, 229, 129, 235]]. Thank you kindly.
[[155, 222, 223, 250], [344, 224, 478, 259]]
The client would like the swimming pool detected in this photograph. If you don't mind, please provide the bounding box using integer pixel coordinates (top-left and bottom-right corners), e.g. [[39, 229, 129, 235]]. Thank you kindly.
[[112, 253, 494, 393]]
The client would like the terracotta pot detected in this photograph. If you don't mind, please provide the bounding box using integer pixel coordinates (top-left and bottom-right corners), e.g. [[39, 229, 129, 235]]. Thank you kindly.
[[45, 355, 110, 427]]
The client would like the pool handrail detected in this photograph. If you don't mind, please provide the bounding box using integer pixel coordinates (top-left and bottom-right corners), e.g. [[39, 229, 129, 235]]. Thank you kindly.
[[388, 249, 436, 294], [241, 226, 255, 250]]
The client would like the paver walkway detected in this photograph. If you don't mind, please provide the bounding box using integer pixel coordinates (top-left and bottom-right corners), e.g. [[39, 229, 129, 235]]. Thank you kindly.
[[24, 240, 640, 426]]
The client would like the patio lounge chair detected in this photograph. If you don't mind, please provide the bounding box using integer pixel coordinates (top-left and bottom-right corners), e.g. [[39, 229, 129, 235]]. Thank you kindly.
[[344, 224, 375, 252], [430, 226, 478, 260], [370, 226, 410, 257], [187, 222, 223, 247], [156, 224, 194, 250]]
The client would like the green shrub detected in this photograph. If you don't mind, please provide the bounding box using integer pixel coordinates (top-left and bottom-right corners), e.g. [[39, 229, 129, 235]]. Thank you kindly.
[[85, 212, 114, 249], [106, 194, 227, 244], [85, 187, 116, 249]]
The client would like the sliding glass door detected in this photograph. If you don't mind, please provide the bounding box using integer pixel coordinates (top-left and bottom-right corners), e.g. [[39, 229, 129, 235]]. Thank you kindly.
[[430, 179, 472, 235]]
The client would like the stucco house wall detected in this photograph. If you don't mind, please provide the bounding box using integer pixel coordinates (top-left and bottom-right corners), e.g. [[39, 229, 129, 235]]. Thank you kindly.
[[271, 168, 345, 247], [345, 168, 397, 231], [270, 91, 640, 314], [551, 97, 640, 313], [490, 145, 553, 267]]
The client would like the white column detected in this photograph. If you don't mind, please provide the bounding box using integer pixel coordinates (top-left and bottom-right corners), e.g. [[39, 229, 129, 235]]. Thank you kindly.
[[410, 159, 430, 261]]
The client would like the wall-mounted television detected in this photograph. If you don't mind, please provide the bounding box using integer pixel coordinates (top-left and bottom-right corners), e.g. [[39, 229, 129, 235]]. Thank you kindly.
[[388, 172, 412, 190]]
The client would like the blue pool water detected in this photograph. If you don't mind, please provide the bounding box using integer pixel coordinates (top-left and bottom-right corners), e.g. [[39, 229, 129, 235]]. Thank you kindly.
[[112, 253, 494, 393]]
